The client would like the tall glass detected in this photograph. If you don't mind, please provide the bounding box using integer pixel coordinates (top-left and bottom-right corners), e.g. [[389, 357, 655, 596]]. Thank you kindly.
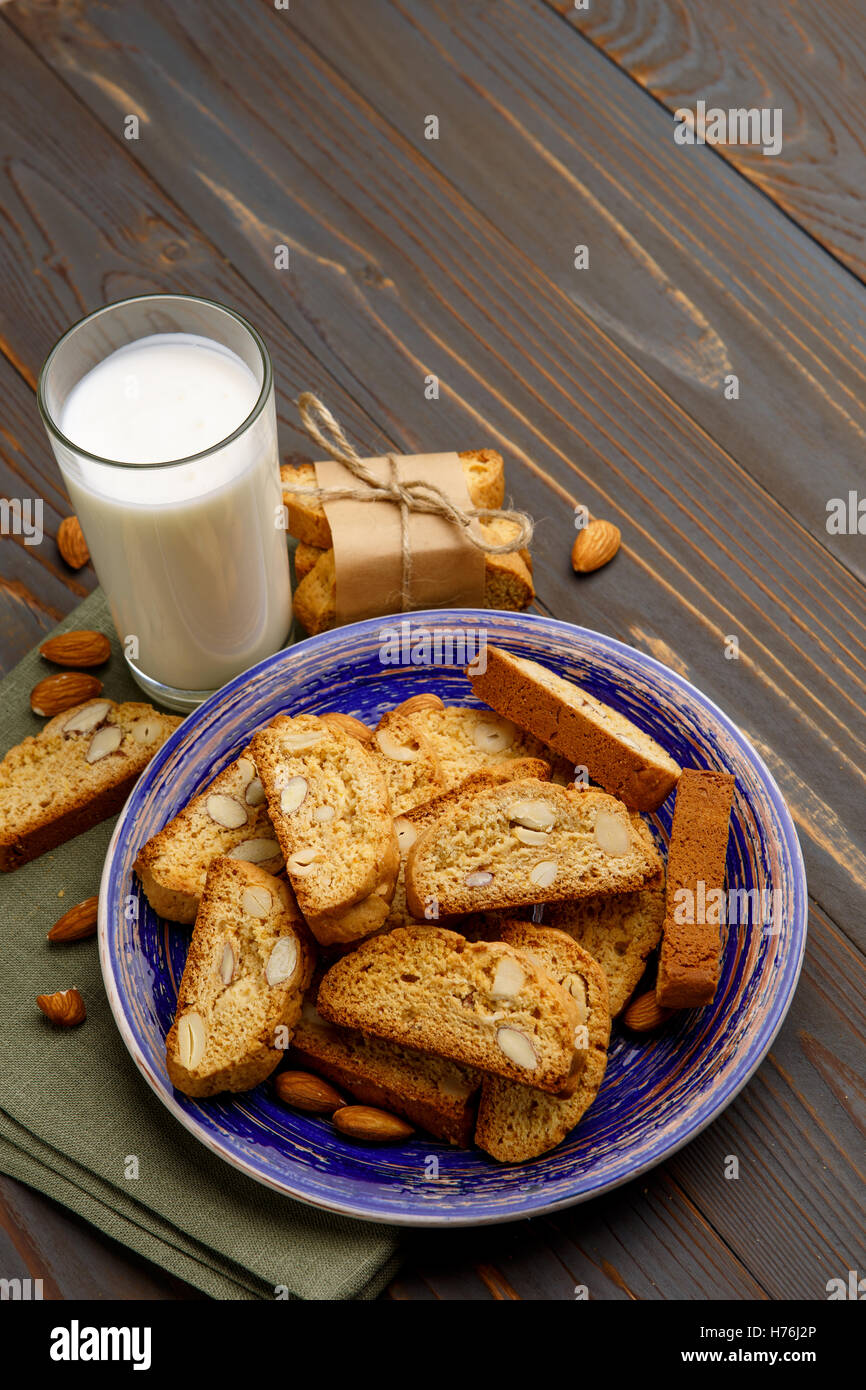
[[38, 295, 291, 712]]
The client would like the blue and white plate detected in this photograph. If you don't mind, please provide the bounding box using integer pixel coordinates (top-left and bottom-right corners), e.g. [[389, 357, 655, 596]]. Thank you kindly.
[[99, 610, 807, 1225]]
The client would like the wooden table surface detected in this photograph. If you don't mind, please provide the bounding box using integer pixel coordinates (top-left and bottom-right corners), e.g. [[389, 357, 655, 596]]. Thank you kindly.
[[0, 0, 863, 1301]]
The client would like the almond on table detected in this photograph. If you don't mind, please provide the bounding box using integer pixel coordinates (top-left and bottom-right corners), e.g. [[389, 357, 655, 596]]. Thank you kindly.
[[39, 630, 111, 667]]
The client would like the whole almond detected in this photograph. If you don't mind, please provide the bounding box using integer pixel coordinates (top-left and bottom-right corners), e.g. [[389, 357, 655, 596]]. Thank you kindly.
[[30, 671, 102, 717], [332, 1105, 414, 1143], [571, 518, 621, 574], [274, 1070, 345, 1115], [392, 692, 444, 715], [57, 516, 90, 569], [319, 712, 373, 743], [47, 896, 98, 943], [36, 987, 86, 1026], [40, 630, 111, 668], [622, 989, 676, 1033]]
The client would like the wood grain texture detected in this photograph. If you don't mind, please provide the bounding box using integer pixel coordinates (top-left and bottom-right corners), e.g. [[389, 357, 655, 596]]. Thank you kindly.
[[0, 0, 862, 1303], [0, 1175, 203, 1300], [0, 354, 96, 672], [548, 0, 866, 282], [8, 0, 864, 942]]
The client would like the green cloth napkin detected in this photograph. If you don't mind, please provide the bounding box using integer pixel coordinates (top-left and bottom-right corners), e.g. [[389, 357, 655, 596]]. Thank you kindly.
[[0, 588, 401, 1300]]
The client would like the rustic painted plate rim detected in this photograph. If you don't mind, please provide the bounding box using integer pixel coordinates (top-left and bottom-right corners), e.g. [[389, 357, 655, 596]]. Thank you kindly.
[[98, 609, 808, 1226]]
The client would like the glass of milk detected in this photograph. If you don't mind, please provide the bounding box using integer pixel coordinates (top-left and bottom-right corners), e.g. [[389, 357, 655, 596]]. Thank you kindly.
[[38, 295, 292, 711]]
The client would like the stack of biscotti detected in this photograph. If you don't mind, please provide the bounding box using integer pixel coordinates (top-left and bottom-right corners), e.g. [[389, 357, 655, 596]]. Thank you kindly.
[[282, 450, 535, 634], [311, 923, 611, 1159], [166, 856, 315, 1097], [317, 926, 587, 1095], [0, 699, 181, 871], [291, 991, 482, 1146]]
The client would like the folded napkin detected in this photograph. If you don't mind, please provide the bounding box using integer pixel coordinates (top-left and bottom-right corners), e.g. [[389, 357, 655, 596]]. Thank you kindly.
[[0, 589, 401, 1300]]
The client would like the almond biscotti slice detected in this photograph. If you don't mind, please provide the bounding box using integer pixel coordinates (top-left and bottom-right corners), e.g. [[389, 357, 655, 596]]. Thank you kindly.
[[371, 707, 445, 815], [469, 647, 681, 811], [475, 926, 610, 1162], [404, 779, 662, 919], [317, 925, 584, 1096], [546, 870, 665, 1016], [386, 759, 552, 929], [404, 704, 549, 789], [291, 994, 481, 1146], [166, 857, 314, 1097], [282, 449, 505, 548], [250, 713, 399, 945], [0, 699, 181, 872], [134, 748, 283, 924]]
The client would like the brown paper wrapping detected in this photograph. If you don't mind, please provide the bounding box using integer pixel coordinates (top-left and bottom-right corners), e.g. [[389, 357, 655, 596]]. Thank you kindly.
[[316, 452, 487, 624]]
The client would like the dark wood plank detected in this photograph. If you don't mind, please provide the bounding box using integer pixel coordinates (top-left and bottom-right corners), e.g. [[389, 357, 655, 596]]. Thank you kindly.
[[279, 0, 866, 580], [404, 1166, 769, 1298], [1, 1, 863, 1302], [9, 0, 865, 945], [0, 1175, 203, 1300], [547, 0, 866, 282], [665, 901, 866, 1297], [0, 352, 97, 673]]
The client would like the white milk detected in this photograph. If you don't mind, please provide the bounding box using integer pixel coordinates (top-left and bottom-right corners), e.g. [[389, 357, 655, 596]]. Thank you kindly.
[[58, 333, 291, 692]]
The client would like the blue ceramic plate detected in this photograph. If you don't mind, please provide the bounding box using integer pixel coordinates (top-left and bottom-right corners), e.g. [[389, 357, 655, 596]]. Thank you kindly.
[[99, 610, 807, 1225]]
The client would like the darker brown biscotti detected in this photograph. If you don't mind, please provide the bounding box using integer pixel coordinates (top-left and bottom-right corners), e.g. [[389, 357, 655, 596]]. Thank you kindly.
[[290, 1012, 481, 1146], [469, 646, 680, 811], [655, 769, 735, 1009]]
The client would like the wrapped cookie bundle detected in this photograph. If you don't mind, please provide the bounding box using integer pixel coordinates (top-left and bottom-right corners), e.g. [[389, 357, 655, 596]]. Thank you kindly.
[[282, 395, 535, 635]]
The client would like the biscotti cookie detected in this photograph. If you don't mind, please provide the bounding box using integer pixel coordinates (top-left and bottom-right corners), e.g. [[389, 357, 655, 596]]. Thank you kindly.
[[0, 699, 181, 871], [291, 996, 481, 1146], [316, 925, 585, 1096], [135, 748, 283, 924], [165, 857, 314, 1098], [282, 449, 505, 549], [250, 713, 399, 946], [386, 760, 552, 929], [475, 926, 610, 1162], [656, 770, 735, 1009], [371, 707, 445, 816], [405, 704, 549, 789], [404, 778, 663, 919], [469, 647, 681, 811], [546, 871, 665, 1015], [293, 535, 533, 637]]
